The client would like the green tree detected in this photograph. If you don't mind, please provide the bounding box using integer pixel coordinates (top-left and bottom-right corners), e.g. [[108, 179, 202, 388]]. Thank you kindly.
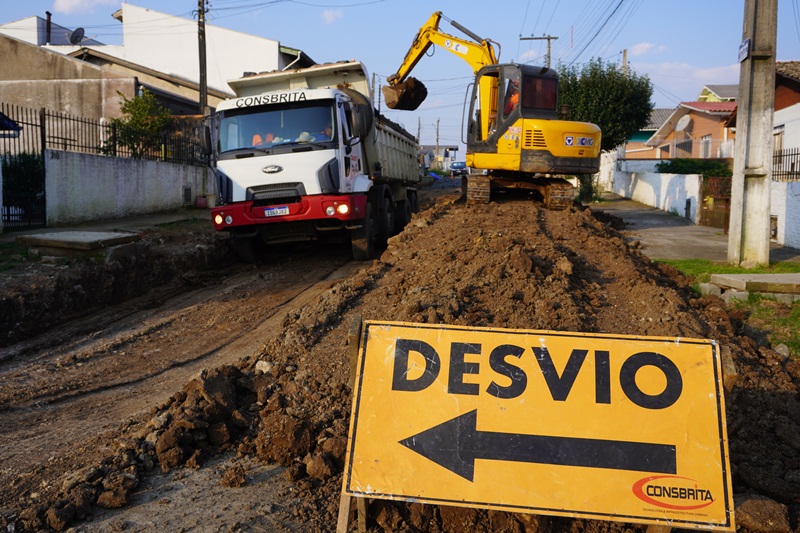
[[102, 88, 173, 159], [558, 58, 653, 152]]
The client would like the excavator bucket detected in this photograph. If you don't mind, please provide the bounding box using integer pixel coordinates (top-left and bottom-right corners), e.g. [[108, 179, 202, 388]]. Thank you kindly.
[[382, 77, 428, 111]]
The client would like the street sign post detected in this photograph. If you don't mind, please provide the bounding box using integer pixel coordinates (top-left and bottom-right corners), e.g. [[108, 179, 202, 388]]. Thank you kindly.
[[343, 321, 734, 531]]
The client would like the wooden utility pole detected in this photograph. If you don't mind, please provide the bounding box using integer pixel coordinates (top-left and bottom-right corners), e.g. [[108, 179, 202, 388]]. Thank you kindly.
[[727, 0, 778, 266], [197, 0, 208, 115], [521, 35, 559, 68]]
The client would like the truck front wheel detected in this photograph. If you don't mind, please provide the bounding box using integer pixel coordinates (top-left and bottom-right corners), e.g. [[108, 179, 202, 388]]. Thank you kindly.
[[351, 201, 376, 260], [230, 235, 259, 263]]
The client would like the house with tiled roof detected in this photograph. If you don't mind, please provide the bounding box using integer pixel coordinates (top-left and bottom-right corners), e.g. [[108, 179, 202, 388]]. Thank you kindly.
[[644, 101, 737, 159], [698, 84, 738, 102], [620, 108, 674, 159]]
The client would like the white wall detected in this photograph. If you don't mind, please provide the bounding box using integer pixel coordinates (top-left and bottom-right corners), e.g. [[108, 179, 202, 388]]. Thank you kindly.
[[775, 102, 800, 147], [596, 151, 616, 192], [771, 181, 800, 249], [114, 4, 283, 95], [45, 149, 207, 225], [772, 102, 800, 248], [612, 171, 702, 224]]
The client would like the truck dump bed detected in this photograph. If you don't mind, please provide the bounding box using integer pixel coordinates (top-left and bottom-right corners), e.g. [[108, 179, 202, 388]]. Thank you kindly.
[[376, 115, 420, 184]]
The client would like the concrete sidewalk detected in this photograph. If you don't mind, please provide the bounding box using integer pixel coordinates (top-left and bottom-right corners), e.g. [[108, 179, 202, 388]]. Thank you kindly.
[[590, 194, 800, 263], [0, 208, 212, 249]]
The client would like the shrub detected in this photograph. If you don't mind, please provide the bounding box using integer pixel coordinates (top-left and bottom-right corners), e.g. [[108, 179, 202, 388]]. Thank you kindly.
[[655, 158, 732, 177]]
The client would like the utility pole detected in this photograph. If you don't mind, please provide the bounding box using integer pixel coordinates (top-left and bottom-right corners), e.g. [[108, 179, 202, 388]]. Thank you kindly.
[[417, 117, 421, 146], [727, 0, 778, 267], [435, 118, 440, 163], [621, 49, 628, 77], [520, 35, 559, 68], [197, 0, 208, 115]]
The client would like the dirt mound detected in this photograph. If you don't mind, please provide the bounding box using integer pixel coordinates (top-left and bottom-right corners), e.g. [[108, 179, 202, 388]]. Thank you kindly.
[[5, 191, 800, 532]]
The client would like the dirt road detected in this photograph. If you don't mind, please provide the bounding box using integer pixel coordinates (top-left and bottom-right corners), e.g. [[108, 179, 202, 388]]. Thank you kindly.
[[2, 182, 800, 532], [0, 238, 359, 531]]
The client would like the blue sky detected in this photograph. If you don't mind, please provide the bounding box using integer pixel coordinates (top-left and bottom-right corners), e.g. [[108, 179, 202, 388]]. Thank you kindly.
[[4, 0, 800, 150]]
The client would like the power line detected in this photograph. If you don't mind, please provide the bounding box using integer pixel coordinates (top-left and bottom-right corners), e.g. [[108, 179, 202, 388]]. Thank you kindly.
[[567, 0, 626, 65]]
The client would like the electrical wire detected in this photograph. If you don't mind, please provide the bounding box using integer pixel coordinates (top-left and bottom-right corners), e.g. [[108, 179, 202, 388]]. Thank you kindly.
[[567, 0, 627, 65]]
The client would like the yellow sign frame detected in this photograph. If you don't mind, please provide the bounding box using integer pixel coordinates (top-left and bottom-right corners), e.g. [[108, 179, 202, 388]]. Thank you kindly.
[[343, 321, 734, 530]]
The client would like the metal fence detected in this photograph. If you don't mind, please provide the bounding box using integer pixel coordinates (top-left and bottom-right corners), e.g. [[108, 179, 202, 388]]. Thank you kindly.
[[0, 103, 206, 166], [2, 103, 207, 231], [773, 147, 800, 182]]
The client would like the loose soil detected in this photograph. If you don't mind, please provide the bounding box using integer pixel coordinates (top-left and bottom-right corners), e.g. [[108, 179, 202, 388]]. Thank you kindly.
[[2, 181, 800, 532]]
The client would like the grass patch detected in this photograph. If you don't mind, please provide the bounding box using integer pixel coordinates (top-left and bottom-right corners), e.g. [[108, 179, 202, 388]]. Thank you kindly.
[[658, 258, 800, 358], [0, 241, 31, 272], [656, 259, 800, 285], [732, 295, 800, 356]]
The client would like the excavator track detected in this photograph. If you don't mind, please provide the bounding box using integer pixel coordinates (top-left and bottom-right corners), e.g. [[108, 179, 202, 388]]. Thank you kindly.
[[539, 178, 575, 210], [465, 175, 492, 204], [478, 176, 576, 210]]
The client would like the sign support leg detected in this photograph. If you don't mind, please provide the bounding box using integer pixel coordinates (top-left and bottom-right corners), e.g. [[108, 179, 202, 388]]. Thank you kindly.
[[338, 315, 368, 532]]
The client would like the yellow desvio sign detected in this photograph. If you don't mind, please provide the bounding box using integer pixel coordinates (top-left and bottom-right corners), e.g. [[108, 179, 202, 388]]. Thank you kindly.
[[343, 321, 734, 531]]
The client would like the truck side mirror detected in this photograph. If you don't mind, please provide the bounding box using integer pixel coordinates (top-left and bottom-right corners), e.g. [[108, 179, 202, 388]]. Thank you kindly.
[[199, 125, 212, 156], [349, 103, 364, 138]]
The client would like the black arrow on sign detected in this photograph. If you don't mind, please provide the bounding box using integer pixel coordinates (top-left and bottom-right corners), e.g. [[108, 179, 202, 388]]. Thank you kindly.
[[399, 410, 676, 482]]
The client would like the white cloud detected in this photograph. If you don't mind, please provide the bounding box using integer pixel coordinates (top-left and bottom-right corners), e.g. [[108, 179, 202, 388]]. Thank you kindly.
[[634, 61, 740, 105], [322, 9, 343, 25], [630, 42, 667, 57], [518, 49, 541, 63], [53, 0, 118, 15]]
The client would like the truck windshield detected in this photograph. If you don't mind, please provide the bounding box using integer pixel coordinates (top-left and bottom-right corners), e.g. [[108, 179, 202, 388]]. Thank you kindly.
[[218, 101, 335, 153]]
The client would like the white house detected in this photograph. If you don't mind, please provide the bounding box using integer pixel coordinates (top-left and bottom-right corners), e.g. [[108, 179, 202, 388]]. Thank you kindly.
[[0, 4, 314, 99], [771, 102, 800, 248]]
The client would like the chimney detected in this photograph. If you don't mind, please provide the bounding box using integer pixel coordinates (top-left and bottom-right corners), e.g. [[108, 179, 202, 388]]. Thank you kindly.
[[45, 11, 51, 45]]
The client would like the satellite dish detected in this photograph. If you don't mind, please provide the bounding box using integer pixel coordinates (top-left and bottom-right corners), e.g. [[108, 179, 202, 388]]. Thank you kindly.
[[675, 115, 692, 132], [69, 27, 85, 45]]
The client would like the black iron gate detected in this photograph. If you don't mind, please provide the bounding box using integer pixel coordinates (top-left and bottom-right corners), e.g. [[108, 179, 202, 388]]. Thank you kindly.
[[1, 104, 46, 231]]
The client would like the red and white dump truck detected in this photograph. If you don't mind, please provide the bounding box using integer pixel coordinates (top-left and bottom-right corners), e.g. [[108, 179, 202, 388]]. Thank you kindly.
[[206, 61, 421, 261]]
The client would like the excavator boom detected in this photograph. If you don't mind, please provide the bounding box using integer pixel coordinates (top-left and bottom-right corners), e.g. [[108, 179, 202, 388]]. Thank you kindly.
[[382, 11, 498, 111]]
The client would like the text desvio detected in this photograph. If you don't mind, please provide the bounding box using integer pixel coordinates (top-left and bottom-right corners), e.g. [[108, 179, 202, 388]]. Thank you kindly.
[[391, 339, 683, 410]]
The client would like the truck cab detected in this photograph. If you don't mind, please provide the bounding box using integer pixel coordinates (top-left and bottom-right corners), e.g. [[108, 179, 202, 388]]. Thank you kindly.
[[208, 61, 420, 261]]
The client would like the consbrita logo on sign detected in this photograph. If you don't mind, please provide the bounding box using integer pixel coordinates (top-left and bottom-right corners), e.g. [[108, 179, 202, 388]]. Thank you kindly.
[[632, 475, 715, 510]]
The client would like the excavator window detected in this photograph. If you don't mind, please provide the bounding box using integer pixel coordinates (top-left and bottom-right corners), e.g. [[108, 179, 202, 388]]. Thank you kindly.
[[521, 76, 557, 112], [501, 66, 521, 121]]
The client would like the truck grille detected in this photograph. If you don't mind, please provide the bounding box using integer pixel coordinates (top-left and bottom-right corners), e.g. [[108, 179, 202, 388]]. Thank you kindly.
[[249, 182, 302, 193], [247, 182, 306, 205], [523, 130, 547, 149]]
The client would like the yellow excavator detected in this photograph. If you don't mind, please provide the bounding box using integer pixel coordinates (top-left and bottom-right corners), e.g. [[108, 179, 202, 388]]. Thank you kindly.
[[382, 11, 602, 209]]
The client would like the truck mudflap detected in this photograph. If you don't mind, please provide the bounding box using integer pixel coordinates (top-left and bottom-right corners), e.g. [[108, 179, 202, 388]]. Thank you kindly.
[[211, 194, 368, 232]]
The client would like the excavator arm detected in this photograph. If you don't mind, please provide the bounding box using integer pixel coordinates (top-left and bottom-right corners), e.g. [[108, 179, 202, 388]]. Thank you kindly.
[[382, 11, 499, 111]]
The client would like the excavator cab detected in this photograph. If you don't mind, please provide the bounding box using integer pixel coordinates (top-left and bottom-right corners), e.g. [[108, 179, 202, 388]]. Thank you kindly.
[[466, 63, 600, 178], [382, 11, 601, 208]]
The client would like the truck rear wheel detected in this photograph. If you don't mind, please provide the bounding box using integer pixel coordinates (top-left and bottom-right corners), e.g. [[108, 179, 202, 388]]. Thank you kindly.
[[351, 201, 376, 260], [394, 199, 412, 233], [408, 190, 419, 213]]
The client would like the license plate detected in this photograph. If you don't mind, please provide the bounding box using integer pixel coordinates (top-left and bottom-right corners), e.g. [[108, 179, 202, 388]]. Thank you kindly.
[[264, 206, 289, 217]]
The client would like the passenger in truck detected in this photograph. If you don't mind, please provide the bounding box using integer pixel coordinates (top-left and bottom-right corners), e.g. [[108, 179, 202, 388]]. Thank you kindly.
[[252, 132, 275, 145]]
